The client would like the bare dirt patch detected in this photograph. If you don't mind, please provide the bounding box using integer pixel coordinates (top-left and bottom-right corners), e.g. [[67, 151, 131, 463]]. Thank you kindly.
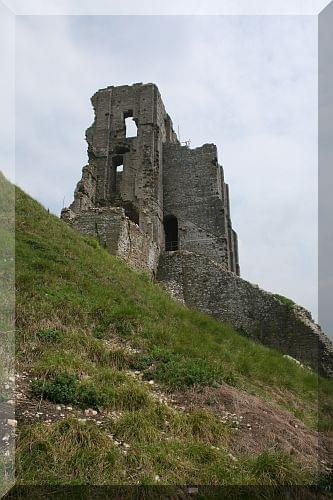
[[172, 383, 333, 473]]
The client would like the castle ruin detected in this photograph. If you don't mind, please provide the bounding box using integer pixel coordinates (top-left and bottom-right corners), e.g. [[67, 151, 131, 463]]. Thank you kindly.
[[61, 82, 239, 277], [62, 82, 333, 378]]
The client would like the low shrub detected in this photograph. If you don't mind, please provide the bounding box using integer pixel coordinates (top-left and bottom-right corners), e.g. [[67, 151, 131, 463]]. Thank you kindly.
[[36, 328, 64, 343], [131, 347, 180, 371], [31, 373, 78, 404], [150, 358, 222, 389]]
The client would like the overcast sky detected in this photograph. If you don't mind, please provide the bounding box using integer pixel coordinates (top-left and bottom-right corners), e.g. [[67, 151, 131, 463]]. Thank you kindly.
[[2, 0, 330, 15], [12, 14, 321, 326]]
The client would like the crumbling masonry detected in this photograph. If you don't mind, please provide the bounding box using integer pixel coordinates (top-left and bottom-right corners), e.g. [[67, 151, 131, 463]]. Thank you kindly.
[[62, 82, 333, 377]]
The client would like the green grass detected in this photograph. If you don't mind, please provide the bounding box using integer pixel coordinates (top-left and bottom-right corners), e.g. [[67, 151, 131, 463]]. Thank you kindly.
[[16, 417, 311, 486], [110, 405, 229, 447], [273, 294, 295, 309], [8, 172, 332, 485], [16, 419, 125, 485]]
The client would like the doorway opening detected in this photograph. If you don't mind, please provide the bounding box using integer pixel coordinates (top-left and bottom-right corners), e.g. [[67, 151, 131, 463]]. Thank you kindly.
[[164, 215, 178, 251]]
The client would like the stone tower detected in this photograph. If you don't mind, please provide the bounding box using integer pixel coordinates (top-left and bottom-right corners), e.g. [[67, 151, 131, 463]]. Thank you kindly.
[[62, 82, 240, 276]]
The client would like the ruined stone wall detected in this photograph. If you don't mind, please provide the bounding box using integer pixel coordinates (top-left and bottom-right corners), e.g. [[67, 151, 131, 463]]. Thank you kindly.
[[62, 207, 159, 274], [65, 82, 179, 250], [68, 164, 97, 213], [157, 251, 333, 377], [163, 143, 240, 274]]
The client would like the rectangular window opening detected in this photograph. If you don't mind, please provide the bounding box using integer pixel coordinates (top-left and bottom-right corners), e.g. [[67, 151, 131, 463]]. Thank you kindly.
[[111, 155, 124, 193], [125, 116, 138, 138]]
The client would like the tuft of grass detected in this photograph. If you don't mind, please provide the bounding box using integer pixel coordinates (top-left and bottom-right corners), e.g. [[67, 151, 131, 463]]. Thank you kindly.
[[318, 400, 333, 432], [243, 450, 310, 486], [35, 328, 64, 343], [110, 406, 229, 448], [32, 350, 94, 378], [111, 407, 162, 445], [74, 380, 105, 409], [92, 305, 144, 340], [186, 410, 229, 444], [273, 294, 295, 308], [16, 418, 125, 485]]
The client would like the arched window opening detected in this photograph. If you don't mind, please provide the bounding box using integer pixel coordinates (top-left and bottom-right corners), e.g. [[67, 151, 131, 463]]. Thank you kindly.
[[124, 111, 138, 138], [164, 215, 178, 251]]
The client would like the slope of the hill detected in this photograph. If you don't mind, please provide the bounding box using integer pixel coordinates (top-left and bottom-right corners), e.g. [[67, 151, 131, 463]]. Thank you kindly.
[[10, 175, 333, 487]]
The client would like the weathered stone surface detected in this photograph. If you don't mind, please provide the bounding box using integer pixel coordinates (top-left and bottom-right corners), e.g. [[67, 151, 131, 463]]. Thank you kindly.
[[61, 82, 239, 275], [157, 251, 333, 377], [163, 143, 239, 274], [62, 206, 159, 274]]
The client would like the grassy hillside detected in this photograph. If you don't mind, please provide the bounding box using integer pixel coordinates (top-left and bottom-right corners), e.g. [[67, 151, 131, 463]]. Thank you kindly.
[[9, 174, 333, 486]]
